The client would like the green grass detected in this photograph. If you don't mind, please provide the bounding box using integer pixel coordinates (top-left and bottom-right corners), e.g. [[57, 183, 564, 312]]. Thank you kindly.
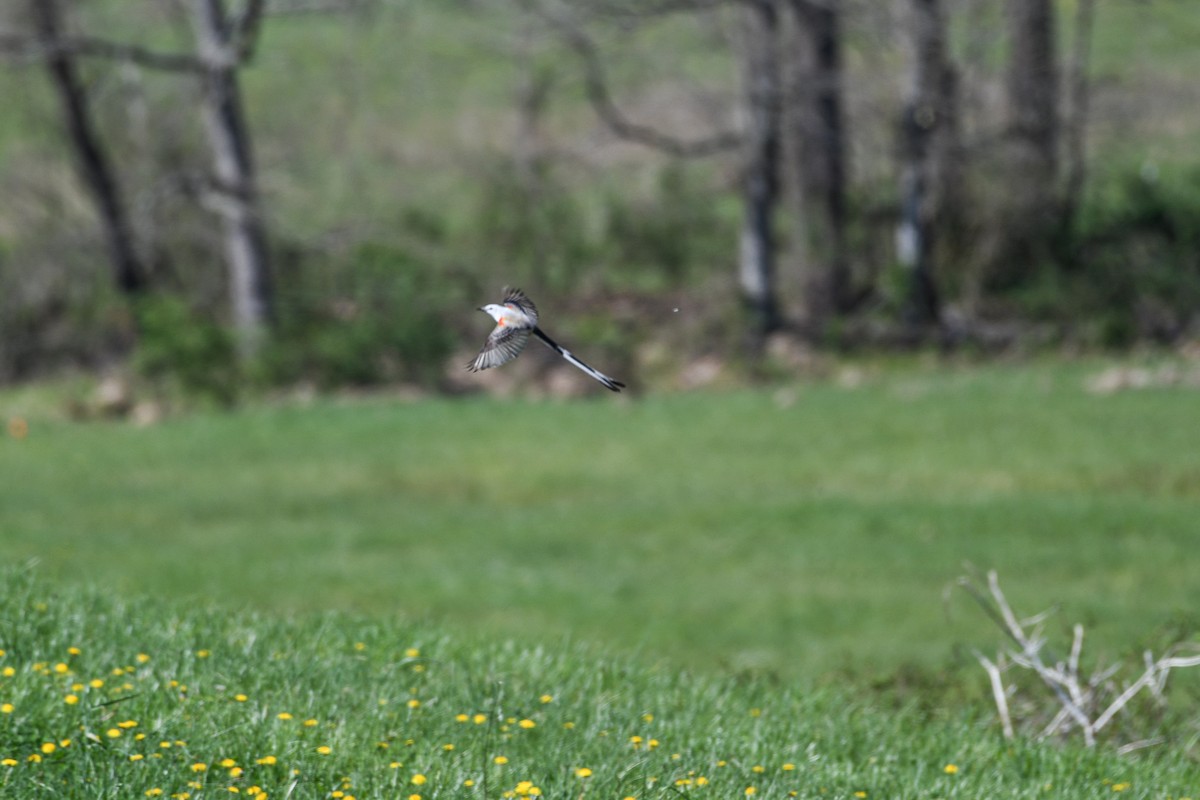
[[1, 569, 1197, 799], [3, 359, 1199, 683]]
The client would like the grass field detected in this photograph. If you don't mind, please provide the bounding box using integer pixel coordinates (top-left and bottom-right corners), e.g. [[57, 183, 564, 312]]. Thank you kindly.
[[2, 570, 1197, 800], [3, 358, 1199, 683]]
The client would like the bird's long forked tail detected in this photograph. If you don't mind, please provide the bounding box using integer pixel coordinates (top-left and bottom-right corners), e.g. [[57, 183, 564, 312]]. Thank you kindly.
[[532, 327, 625, 392]]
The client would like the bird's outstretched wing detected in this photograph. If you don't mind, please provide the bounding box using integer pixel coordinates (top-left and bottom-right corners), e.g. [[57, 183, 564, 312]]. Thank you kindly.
[[501, 287, 538, 324], [467, 326, 531, 372]]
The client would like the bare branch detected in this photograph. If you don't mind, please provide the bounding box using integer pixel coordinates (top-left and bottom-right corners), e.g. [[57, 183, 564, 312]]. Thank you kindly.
[[522, 0, 743, 158], [973, 649, 1014, 739]]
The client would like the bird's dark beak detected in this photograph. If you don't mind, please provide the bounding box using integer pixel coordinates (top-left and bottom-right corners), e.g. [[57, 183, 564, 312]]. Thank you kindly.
[[476, 306, 486, 312]]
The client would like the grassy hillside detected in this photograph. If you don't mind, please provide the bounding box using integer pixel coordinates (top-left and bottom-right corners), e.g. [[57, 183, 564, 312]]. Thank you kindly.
[[1, 570, 1196, 799], [3, 358, 1199, 683]]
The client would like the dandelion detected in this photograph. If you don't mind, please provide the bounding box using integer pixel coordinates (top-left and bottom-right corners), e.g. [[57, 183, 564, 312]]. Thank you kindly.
[[752, 765, 765, 774], [442, 744, 455, 751], [256, 756, 277, 766], [455, 713, 469, 722], [408, 795, 422, 800], [304, 719, 318, 727], [944, 764, 959, 775], [411, 775, 427, 786], [782, 763, 796, 772], [41, 743, 56, 754], [118, 720, 139, 729], [197, 650, 211, 658], [494, 756, 509, 765], [277, 713, 293, 721], [629, 735, 643, 748], [27, 754, 42, 764], [65, 694, 79, 705], [2, 758, 17, 767], [696, 777, 709, 786], [473, 713, 487, 725], [1112, 784, 1131, 793], [234, 694, 248, 703], [230, 767, 244, 778], [540, 694, 553, 703], [354, 642, 366, 651], [575, 767, 593, 779], [407, 699, 421, 709], [136, 653, 150, 664], [191, 763, 208, 772], [316, 746, 332, 755], [219, 758, 237, 768], [2, 667, 12, 677], [90, 678, 104, 688], [54, 662, 69, 674], [130, 754, 145, 762], [518, 719, 536, 729], [146, 790, 164, 797], [107, 729, 122, 739], [642, 713, 654, 723], [854, 792, 867, 798], [0, 703, 12, 714], [744, 788, 756, 796], [405, 648, 420, 658]]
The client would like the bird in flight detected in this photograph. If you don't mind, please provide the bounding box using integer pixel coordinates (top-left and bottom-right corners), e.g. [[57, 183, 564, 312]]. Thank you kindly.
[[468, 287, 625, 392]]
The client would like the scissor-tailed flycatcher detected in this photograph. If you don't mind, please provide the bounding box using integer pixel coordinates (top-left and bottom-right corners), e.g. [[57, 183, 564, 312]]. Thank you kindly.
[[468, 287, 626, 392]]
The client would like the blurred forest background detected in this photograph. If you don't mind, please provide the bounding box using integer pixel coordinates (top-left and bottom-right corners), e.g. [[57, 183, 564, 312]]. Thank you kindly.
[[1, 0, 1199, 401]]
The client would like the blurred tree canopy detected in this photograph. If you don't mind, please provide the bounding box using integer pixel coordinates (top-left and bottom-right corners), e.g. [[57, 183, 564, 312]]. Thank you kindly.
[[1, 0, 1198, 391]]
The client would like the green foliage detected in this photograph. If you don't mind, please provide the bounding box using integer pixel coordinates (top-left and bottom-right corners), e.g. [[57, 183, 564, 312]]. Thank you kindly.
[[601, 163, 735, 288], [2, 568, 1198, 799], [262, 242, 458, 389], [133, 295, 239, 406]]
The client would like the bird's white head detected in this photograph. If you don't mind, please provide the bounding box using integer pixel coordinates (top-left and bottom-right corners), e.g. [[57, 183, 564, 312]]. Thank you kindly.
[[478, 303, 508, 322]]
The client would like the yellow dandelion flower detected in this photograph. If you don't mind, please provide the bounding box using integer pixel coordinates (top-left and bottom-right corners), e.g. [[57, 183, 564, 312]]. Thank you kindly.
[[27, 754, 42, 764], [191, 762, 208, 772], [642, 713, 654, 723], [90, 678, 104, 688], [304, 719, 318, 727], [234, 694, 248, 703], [405, 648, 420, 658], [854, 792, 868, 798], [316, 746, 331, 755], [255, 756, 277, 765], [744, 787, 756, 796], [518, 719, 536, 729], [407, 699, 420, 709], [136, 653, 150, 664], [630, 735, 643, 747], [647, 738, 660, 749], [2, 667, 13, 677], [118, 720, 138, 729], [2, 758, 18, 767], [411, 774, 427, 786], [65, 694, 79, 705], [752, 765, 765, 773], [540, 694, 553, 703], [575, 767, 593, 779], [389, 762, 402, 769], [455, 713, 469, 722], [944, 764, 959, 775], [563, 721, 575, 729], [41, 742, 56, 755], [696, 777, 709, 786], [473, 713, 487, 725], [145, 790, 163, 797], [354, 642, 366, 651], [493, 756, 509, 765], [54, 662, 69, 674], [0, 703, 12, 714], [106, 729, 122, 738], [197, 650, 210, 658], [277, 712, 293, 721], [68, 647, 81, 655], [782, 763, 796, 771], [230, 767, 244, 778], [130, 754, 145, 762], [1112, 784, 1131, 793], [408, 795, 422, 800], [442, 743, 455, 751]]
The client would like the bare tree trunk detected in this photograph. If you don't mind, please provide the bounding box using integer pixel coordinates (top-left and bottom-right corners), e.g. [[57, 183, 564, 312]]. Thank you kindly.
[[1060, 0, 1095, 231], [897, 0, 959, 326], [29, 0, 146, 299], [992, 0, 1059, 287], [738, 0, 783, 345], [783, 0, 849, 329], [190, 0, 273, 360]]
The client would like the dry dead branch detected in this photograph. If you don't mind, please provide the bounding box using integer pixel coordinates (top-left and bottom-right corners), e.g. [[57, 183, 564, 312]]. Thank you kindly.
[[954, 568, 1200, 749]]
